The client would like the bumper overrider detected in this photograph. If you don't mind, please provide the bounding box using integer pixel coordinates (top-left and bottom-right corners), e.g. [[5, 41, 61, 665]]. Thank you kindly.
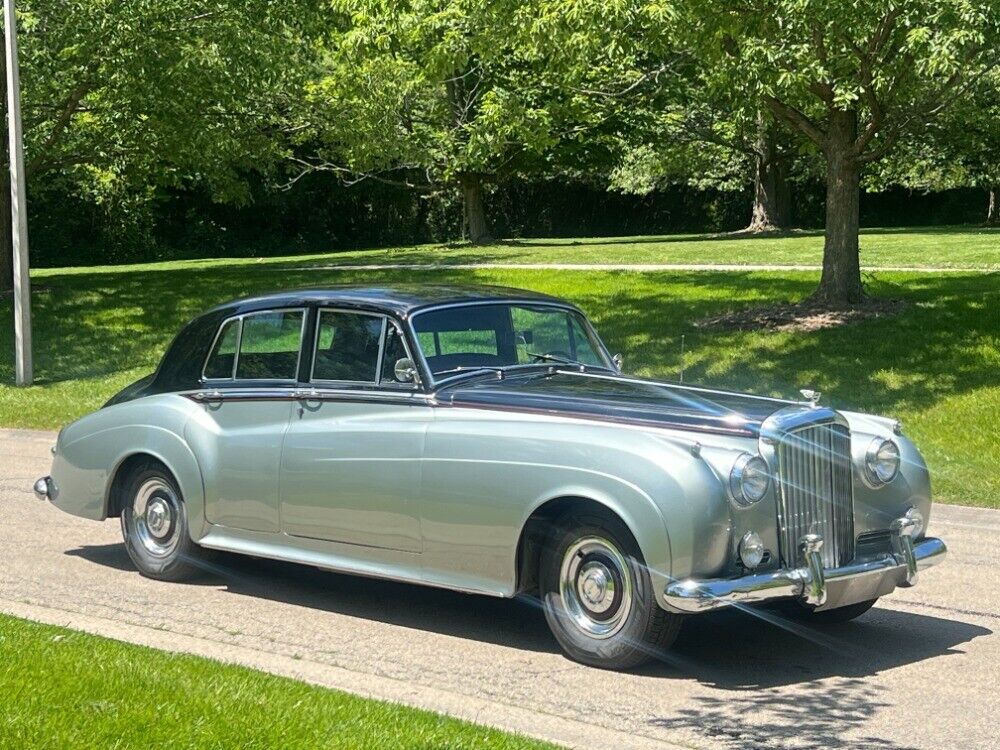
[[664, 512, 947, 613]]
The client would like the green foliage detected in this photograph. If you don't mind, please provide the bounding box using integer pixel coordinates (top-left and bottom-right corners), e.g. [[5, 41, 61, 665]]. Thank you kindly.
[[683, 0, 1000, 163], [292, 0, 566, 189], [13, 0, 318, 205], [871, 70, 1000, 197]]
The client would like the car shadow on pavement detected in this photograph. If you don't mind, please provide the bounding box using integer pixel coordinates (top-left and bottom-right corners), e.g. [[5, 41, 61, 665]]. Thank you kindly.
[[66, 544, 560, 654], [69, 542, 990, 690], [639, 605, 991, 688]]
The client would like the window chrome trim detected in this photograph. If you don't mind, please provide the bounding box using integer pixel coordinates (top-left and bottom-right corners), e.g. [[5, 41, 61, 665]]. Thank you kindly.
[[406, 300, 615, 388], [201, 308, 308, 384], [309, 308, 422, 390], [186, 386, 436, 405]]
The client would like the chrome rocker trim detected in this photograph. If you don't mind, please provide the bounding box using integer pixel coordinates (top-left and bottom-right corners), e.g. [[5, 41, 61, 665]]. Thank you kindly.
[[664, 516, 946, 614]]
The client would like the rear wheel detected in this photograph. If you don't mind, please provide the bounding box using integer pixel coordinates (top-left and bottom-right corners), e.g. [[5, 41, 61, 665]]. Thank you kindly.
[[120, 464, 204, 581], [539, 511, 682, 670]]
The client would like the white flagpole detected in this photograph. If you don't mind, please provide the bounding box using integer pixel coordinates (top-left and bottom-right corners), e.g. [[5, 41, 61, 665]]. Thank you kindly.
[[4, 0, 32, 385]]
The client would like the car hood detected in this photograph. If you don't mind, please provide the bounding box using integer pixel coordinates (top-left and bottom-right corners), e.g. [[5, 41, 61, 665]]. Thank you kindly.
[[438, 370, 798, 437]]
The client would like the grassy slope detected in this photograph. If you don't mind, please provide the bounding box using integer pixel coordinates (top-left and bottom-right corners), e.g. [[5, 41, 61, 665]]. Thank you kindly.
[[33, 225, 1000, 275], [3, 229, 998, 507], [0, 614, 556, 750]]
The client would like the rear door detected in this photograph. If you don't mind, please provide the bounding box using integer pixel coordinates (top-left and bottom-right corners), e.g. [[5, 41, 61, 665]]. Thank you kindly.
[[187, 308, 305, 533], [279, 309, 428, 552]]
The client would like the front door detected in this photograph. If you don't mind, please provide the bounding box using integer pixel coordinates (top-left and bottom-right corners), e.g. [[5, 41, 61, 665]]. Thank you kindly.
[[280, 310, 426, 552]]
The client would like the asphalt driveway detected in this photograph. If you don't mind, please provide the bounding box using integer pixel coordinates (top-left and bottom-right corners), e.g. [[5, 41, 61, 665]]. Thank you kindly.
[[2, 428, 997, 750]]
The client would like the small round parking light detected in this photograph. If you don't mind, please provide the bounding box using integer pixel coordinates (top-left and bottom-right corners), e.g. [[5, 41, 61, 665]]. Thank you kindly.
[[739, 531, 766, 569]]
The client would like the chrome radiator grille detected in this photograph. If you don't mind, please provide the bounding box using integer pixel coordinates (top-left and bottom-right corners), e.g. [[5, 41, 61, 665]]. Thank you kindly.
[[775, 422, 855, 569]]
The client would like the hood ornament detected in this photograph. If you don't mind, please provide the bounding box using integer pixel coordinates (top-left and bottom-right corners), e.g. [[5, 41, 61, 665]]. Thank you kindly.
[[800, 389, 821, 408]]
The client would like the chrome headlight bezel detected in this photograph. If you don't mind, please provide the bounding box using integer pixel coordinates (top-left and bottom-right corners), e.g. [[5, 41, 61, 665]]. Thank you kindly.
[[864, 437, 901, 487], [729, 453, 770, 506]]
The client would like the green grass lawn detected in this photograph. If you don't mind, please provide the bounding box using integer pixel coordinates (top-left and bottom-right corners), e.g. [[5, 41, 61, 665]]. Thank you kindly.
[[3, 229, 999, 508], [34, 225, 1000, 274], [0, 614, 555, 749]]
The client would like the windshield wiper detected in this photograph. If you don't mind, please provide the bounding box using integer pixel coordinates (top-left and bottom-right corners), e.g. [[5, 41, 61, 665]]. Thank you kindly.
[[525, 351, 586, 367], [433, 365, 506, 380]]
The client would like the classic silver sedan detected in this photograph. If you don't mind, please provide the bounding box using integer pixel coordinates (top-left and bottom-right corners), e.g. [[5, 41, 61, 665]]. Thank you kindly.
[[35, 285, 946, 669]]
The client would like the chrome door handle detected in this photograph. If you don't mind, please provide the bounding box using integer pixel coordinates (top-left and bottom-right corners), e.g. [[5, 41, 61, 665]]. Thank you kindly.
[[293, 388, 320, 400], [195, 389, 225, 403]]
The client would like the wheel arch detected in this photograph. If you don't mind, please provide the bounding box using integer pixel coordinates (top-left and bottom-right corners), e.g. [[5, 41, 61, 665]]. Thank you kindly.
[[106, 452, 175, 517], [515, 494, 666, 598], [96, 429, 207, 539]]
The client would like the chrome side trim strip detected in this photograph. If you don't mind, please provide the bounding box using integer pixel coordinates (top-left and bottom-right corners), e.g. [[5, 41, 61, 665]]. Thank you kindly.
[[184, 387, 436, 406]]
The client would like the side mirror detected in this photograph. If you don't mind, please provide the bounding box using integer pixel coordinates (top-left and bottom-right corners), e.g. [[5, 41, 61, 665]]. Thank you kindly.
[[394, 357, 417, 383], [612, 353, 624, 372]]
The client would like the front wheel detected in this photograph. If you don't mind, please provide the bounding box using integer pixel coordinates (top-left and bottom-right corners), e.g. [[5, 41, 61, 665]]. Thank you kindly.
[[120, 464, 205, 582], [540, 512, 682, 670]]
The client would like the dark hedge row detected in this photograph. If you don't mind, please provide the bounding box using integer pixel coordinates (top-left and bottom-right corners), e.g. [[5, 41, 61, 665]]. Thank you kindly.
[[28, 174, 989, 267]]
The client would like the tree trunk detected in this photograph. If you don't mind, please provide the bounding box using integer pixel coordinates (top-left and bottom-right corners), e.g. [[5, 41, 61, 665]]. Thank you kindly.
[[747, 114, 790, 232], [813, 109, 864, 305], [460, 173, 492, 245], [987, 186, 998, 226]]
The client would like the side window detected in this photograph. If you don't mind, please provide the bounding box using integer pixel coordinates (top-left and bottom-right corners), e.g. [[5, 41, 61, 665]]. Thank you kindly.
[[203, 318, 239, 379], [312, 311, 383, 382], [235, 310, 304, 380], [381, 322, 413, 384]]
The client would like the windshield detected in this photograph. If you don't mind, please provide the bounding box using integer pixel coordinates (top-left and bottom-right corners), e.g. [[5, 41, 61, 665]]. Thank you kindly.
[[412, 303, 610, 379]]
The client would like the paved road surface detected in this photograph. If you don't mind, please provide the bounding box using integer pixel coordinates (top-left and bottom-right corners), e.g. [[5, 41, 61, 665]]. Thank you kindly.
[[2, 429, 997, 749]]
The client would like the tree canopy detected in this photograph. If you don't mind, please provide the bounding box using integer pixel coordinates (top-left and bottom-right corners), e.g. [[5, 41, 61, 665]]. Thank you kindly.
[[3, 0, 999, 302]]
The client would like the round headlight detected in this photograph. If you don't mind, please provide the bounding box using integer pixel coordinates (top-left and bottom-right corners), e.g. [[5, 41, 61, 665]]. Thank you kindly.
[[739, 531, 766, 569], [729, 453, 770, 505], [865, 438, 900, 486]]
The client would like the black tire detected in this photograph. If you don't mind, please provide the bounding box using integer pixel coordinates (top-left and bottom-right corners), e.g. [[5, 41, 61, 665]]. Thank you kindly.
[[782, 598, 878, 624], [539, 510, 682, 670], [120, 463, 204, 582]]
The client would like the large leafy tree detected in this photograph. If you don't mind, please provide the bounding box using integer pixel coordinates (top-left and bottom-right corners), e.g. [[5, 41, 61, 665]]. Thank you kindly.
[[873, 69, 1000, 224], [291, 0, 575, 244], [686, 0, 1000, 303], [531, 1, 805, 232], [1, 0, 317, 290]]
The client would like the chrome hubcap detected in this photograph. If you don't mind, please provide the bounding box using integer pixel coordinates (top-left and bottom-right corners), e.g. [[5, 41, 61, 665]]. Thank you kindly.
[[145, 498, 171, 539], [131, 478, 181, 557], [559, 537, 633, 639]]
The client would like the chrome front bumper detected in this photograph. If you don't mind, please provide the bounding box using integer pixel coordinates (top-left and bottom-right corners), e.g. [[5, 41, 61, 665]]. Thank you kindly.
[[664, 519, 947, 614]]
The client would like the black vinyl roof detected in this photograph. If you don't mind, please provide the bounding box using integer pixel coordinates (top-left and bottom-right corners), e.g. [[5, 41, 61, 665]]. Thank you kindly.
[[205, 284, 572, 318]]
